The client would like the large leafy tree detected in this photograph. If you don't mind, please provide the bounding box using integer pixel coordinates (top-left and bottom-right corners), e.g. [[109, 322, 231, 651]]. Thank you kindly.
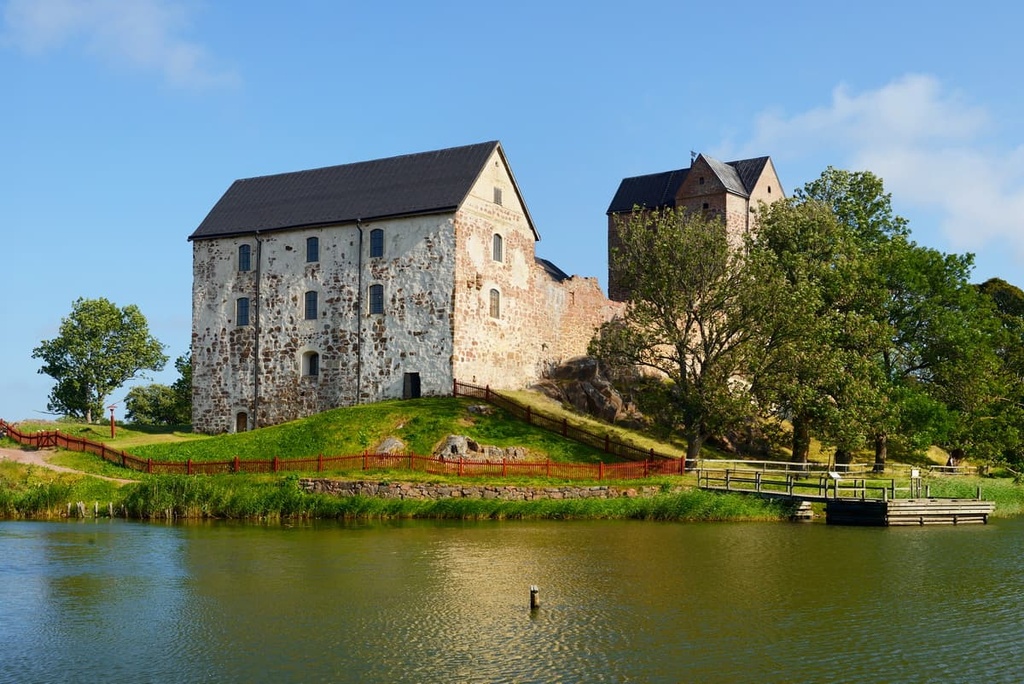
[[750, 197, 888, 464], [589, 207, 783, 459], [33, 298, 168, 422]]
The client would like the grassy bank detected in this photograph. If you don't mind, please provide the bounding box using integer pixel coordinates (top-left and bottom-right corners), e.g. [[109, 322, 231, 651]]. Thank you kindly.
[[0, 461, 790, 522], [5, 457, 1024, 523]]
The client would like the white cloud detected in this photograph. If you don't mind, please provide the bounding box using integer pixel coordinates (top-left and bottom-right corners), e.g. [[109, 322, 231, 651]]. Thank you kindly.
[[2, 0, 237, 89], [737, 74, 1024, 260]]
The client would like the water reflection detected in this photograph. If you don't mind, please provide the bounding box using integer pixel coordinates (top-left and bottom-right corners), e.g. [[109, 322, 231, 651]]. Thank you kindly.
[[1, 518, 1022, 683]]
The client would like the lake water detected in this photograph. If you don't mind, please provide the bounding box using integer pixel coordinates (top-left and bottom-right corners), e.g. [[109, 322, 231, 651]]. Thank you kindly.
[[1, 517, 1022, 683]]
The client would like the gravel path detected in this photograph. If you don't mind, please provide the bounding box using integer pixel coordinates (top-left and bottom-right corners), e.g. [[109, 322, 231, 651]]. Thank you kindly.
[[0, 446, 137, 484]]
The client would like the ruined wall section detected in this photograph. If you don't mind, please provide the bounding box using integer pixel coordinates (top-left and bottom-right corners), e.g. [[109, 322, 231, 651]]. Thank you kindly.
[[532, 273, 624, 371]]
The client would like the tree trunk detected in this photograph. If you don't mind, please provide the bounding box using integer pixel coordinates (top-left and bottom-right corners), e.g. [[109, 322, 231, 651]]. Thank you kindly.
[[791, 414, 810, 464], [685, 432, 704, 463], [873, 432, 887, 473]]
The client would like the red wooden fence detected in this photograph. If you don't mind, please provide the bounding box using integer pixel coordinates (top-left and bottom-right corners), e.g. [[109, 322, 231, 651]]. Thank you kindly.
[[452, 380, 684, 466], [0, 418, 687, 481]]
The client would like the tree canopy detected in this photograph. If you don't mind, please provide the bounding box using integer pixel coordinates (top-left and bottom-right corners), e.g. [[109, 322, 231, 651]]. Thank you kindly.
[[588, 167, 1024, 469], [590, 206, 785, 459], [32, 297, 168, 422], [125, 352, 192, 425]]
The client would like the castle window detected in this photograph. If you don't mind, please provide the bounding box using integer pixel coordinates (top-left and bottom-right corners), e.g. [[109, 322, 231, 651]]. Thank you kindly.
[[304, 290, 318, 320], [493, 187, 503, 205], [303, 351, 320, 377], [306, 236, 319, 263], [489, 289, 500, 319], [768, 186, 772, 194], [238, 244, 251, 272], [369, 284, 384, 314], [370, 228, 384, 258], [699, 176, 705, 185], [236, 297, 250, 326], [703, 203, 709, 210], [492, 234, 503, 262]]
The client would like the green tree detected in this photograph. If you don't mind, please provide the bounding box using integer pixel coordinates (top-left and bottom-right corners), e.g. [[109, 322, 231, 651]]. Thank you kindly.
[[124, 352, 192, 425], [32, 298, 168, 422], [589, 207, 782, 460], [750, 197, 888, 465]]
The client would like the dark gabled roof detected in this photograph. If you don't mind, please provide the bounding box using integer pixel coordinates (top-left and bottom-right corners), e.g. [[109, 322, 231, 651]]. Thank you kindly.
[[606, 168, 690, 214], [607, 155, 773, 214], [190, 141, 538, 241], [731, 156, 770, 194], [535, 256, 570, 282]]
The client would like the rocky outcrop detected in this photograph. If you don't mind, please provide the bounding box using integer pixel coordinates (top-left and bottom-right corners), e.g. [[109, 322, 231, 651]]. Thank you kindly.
[[432, 435, 528, 462], [532, 356, 642, 426]]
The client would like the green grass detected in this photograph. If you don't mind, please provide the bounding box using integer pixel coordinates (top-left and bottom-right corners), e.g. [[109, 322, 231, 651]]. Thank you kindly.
[[0, 461, 122, 518], [125, 398, 617, 464]]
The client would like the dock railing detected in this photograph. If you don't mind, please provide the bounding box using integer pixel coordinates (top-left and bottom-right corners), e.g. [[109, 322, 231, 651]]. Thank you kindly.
[[696, 467, 928, 501]]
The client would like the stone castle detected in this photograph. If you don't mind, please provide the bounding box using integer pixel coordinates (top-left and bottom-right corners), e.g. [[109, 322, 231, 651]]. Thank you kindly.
[[188, 141, 781, 434]]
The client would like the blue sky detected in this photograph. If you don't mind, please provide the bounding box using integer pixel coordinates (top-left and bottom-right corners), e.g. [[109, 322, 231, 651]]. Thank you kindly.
[[2, 0, 1022, 422]]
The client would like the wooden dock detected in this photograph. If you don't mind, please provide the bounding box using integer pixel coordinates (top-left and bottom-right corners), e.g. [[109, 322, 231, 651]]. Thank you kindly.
[[826, 498, 994, 526], [697, 468, 993, 526]]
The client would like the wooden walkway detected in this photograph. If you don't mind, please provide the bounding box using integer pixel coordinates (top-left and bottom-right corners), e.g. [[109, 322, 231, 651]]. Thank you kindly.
[[697, 468, 993, 525]]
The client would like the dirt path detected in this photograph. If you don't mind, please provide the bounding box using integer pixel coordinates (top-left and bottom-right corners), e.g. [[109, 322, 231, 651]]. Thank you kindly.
[[0, 446, 138, 484]]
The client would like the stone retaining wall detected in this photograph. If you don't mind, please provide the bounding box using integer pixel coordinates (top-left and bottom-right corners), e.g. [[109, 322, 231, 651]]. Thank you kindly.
[[300, 479, 675, 501]]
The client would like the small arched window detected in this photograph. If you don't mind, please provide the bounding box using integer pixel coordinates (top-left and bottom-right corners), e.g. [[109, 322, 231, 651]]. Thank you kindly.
[[369, 228, 384, 258], [492, 234, 503, 262], [238, 244, 251, 272], [303, 351, 320, 377], [304, 290, 318, 320], [306, 236, 319, 263], [489, 289, 500, 319], [236, 297, 250, 326], [369, 284, 384, 314]]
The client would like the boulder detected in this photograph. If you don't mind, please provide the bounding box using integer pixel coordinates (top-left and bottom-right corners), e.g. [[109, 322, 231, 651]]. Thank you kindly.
[[433, 435, 528, 462]]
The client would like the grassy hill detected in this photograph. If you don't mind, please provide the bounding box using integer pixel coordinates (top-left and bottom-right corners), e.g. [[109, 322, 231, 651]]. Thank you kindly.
[[17, 396, 662, 465]]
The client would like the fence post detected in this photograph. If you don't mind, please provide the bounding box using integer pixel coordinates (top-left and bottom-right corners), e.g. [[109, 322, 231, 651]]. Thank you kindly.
[[562, 418, 567, 436], [187, 459, 193, 476], [485, 386, 490, 401], [525, 406, 531, 424], [755, 471, 762, 493], [233, 456, 240, 473], [273, 455, 279, 473], [604, 434, 610, 453], [459, 458, 464, 477], [453, 378, 458, 397], [599, 461, 604, 481], [546, 459, 551, 477], [148, 458, 153, 474], [318, 453, 323, 472], [363, 452, 368, 470], [643, 460, 649, 478]]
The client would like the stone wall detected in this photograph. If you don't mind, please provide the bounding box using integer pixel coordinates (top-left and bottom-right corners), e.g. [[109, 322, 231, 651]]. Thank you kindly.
[[300, 479, 671, 500]]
